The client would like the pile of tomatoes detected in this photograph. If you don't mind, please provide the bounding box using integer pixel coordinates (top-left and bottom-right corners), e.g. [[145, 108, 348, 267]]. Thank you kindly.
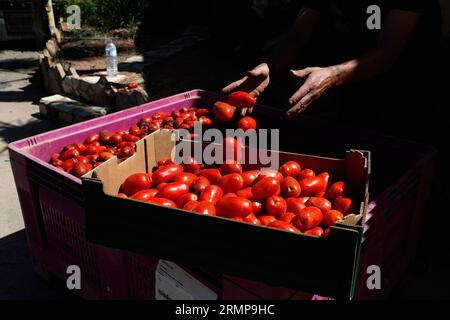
[[49, 91, 259, 178], [117, 158, 357, 237]]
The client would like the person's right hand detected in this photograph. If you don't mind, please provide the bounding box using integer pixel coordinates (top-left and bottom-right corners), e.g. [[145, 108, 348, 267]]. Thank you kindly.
[[222, 63, 270, 116]]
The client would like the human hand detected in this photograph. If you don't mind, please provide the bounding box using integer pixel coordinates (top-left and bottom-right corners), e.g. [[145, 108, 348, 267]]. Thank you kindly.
[[222, 63, 270, 116], [285, 67, 338, 119]]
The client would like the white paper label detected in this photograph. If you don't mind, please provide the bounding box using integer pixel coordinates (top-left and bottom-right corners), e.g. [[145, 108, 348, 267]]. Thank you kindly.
[[155, 260, 218, 300]]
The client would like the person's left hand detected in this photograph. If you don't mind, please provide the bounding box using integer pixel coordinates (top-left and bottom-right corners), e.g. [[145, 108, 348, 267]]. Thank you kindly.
[[286, 67, 338, 118]]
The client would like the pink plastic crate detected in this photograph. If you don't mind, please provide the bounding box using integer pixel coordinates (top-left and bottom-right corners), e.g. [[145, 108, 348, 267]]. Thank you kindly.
[[8, 89, 436, 300]]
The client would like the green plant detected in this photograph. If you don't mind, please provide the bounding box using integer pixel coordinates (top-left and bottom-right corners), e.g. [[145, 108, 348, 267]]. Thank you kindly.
[[53, 0, 98, 27]]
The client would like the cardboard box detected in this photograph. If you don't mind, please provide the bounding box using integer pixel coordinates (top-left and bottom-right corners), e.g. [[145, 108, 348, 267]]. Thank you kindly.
[[83, 130, 370, 299]]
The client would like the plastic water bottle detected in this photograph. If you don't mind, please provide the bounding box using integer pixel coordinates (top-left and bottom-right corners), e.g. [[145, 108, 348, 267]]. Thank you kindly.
[[105, 39, 118, 77]]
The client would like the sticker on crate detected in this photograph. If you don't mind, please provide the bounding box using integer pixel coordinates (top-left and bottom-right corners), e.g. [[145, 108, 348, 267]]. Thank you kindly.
[[155, 260, 218, 300]]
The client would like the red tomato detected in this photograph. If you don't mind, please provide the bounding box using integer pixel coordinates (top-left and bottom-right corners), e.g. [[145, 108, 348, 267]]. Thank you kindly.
[[227, 91, 257, 109], [328, 181, 350, 199], [146, 197, 177, 208], [193, 201, 216, 216], [82, 145, 98, 156], [122, 173, 152, 196], [83, 133, 99, 145], [243, 213, 261, 225], [213, 101, 235, 122], [195, 108, 210, 117], [109, 134, 123, 145], [292, 207, 323, 231], [252, 177, 280, 200], [76, 156, 90, 165], [152, 111, 166, 120], [99, 130, 111, 143], [220, 161, 242, 175], [123, 134, 140, 143], [256, 170, 283, 184], [216, 197, 253, 218], [223, 193, 237, 198], [119, 146, 134, 158], [62, 158, 78, 172], [60, 149, 79, 161], [157, 183, 168, 192], [279, 161, 301, 177], [279, 212, 296, 224], [191, 176, 210, 194], [199, 116, 214, 127], [232, 217, 244, 222], [176, 193, 198, 208], [306, 197, 332, 213], [259, 215, 277, 226], [86, 154, 99, 165], [159, 182, 189, 201], [318, 172, 330, 194], [117, 193, 127, 198], [304, 227, 324, 237], [70, 162, 89, 177], [183, 200, 199, 211], [334, 197, 356, 215], [72, 142, 85, 152], [129, 125, 140, 136], [128, 82, 139, 89], [298, 176, 326, 196], [268, 220, 300, 233], [131, 189, 159, 201], [322, 228, 331, 238], [265, 195, 287, 218], [183, 157, 203, 173], [220, 173, 244, 194], [242, 170, 261, 187], [157, 158, 175, 167], [89, 141, 101, 148], [98, 152, 114, 161], [297, 169, 316, 180], [323, 210, 344, 227], [236, 187, 253, 200], [153, 164, 183, 185], [199, 185, 223, 204], [252, 201, 262, 214], [281, 177, 301, 198], [199, 169, 222, 185], [175, 172, 197, 188], [237, 116, 257, 131]]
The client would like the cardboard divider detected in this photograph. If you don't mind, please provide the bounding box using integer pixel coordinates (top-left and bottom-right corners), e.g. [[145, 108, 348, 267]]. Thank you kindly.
[[82, 130, 370, 299]]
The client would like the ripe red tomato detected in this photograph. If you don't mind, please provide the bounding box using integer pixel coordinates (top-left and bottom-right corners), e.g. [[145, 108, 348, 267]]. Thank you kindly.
[[222, 137, 242, 162], [256, 170, 283, 184], [117, 193, 127, 198], [175, 172, 197, 188], [98, 152, 114, 162], [62, 158, 78, 172], [237, 116, 257, 131], [123, 134, 140, 143], [82, 145, 98, 156], [220, 161, 242, 175], [243, 213, 261, 225], [119, 146, 135, 158], [195, 108, 210, 117], [279, 212, 296, 224], [297, 169, 316, 180], [220, 173, 244, 194], [83, 133, 99, 145], [252, 201, 262, 214], [298, 176, 326, 196], [193, 201, 216, 216], [89, 141, 101, 148], [232, 217, 244, 222], [318, 172, 330, 194], [323, 210, 344, 227], [334, 197, 356, 215], [199, 185, 223, 204], [306, 197, 332, 213], [176, 193, 198, 208], [242, 170, 261, 187], [216, 197, 253, 218], [322, 228, 331, 238], [236, 187, 253, 200], [70, 162, 89, 177], [76, 156, 90, 165], [157, 158, 175, 167], [183, 200, 199, 211], [146, 197, 177, 208], [265, 195, 287, 218], [285, 198, 307, 215], [223, 193, 237, 198], [131, 189, 159, 201], [227, 91, 257, 109], [109, 134, 123, 145], [191, 176, 210, 194], [213, 102, 235, 122], [199, 169, 222, 185], [60, 149, 79, 161], [304, 226, 324, 237], [252, 177, 280, 200], [129, 125, 140, 136], [281, 177, 301, 198], [122, 173, 152, 196], [199, 116, 214, 127], [158, 182, 189, 201], [292, 207, 323, 231], [128, 82, 139, 89], [86, 154, 99, 165], [183, 157, 203, 173], [153, 164, 183, 185], [279, 161, 301, 177], [259, 215, 277, 226], [268, 220, 300, 233], [328, 181, 350, 199]]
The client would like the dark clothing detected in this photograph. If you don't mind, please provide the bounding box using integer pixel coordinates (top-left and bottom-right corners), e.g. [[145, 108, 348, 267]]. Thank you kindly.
[[299, 0, 442, 142]]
